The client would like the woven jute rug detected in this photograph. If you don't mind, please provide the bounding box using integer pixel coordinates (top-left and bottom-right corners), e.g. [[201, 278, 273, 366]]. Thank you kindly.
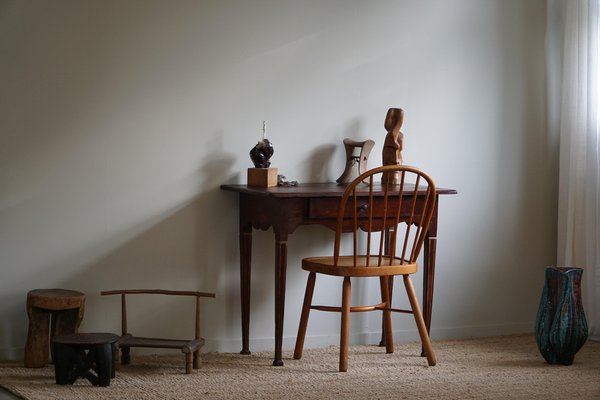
[[0, 335, 598, 400]]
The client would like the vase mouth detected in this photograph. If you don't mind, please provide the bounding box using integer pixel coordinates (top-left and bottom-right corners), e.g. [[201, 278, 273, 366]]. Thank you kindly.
[[546, 266, 583, 273]]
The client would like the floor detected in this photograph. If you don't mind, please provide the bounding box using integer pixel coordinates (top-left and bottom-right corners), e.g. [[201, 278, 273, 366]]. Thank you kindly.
[[0, 387, 21, 399]]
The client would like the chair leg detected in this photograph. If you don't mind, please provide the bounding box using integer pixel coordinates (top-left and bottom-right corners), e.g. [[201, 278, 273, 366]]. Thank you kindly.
[[380, 276, 394, 354], [339, 276, 351, 372], [403, 275, 436, 366], [294, 272, 316, 360]]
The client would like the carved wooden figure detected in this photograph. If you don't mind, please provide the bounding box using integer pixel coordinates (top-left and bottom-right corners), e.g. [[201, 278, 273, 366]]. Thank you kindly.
[[381, 108, 404, 185]]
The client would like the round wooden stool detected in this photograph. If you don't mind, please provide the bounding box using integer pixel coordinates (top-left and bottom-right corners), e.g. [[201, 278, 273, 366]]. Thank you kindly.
[[24, 289, 86, 368], [52, 333, 119, 387]]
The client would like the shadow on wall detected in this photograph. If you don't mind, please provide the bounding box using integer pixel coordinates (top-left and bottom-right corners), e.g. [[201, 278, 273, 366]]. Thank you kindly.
[[5, 143, 251, 359], [302, 117, 369, 183], [306, 144, 337, 182]]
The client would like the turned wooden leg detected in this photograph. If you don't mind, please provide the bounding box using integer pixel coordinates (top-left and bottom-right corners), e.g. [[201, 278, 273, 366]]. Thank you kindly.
[[381, 276, 394, 354], [240, 227, 252, 355], [294, 272, 316, 360], [339, 277, 351, 372], [404, 275, 436, 366], [273, 232, 288, 367]]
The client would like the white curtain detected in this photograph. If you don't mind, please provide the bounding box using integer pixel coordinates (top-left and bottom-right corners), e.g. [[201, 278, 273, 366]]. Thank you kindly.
[[549, 0, 600, 339]]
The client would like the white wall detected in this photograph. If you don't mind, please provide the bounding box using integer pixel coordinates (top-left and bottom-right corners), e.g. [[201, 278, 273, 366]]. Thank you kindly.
[[0, 0, 553, 360]]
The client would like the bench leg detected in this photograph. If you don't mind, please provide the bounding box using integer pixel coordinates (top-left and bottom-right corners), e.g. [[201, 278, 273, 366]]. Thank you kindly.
[[120, 346, 131, 365], [185, 353, 192, 374], [193, 350, 200, 369]]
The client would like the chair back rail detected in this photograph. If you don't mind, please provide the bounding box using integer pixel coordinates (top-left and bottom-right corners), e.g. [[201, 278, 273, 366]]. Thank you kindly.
[[333, 165, 436, 268]]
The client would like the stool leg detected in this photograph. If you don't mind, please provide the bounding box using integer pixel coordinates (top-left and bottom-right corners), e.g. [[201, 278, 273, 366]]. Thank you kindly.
[[25, 309, 50, 368], [95, 344, 113, 387], [112, 345, 118, 376], [53, 343, 72, 385], [78, 348, 98, 386]]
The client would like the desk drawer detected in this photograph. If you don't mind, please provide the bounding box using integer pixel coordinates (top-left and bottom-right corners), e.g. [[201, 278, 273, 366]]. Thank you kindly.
[[309, 197, 406, 220]]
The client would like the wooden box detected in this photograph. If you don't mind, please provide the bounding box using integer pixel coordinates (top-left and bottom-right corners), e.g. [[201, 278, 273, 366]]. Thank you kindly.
[[247, 168, 278, 187]]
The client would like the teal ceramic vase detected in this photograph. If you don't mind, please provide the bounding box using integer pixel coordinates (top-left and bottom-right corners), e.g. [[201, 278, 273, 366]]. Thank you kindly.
[[534, 267, 588, 365]]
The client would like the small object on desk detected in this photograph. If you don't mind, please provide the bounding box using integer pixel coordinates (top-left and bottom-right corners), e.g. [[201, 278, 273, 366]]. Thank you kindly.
[[381, 108, 404, 185], [249, 120, 274, 168], [248, 120, 278, 187], [248, 167, 278, 187], [277, 174, 298, 187], [336, 138, 375, 184]]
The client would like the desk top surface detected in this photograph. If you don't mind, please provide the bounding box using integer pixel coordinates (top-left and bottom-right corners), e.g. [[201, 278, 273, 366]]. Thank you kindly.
[[221, 182, 457, 198]]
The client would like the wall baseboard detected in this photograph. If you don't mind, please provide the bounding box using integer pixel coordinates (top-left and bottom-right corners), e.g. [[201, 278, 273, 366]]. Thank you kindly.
[[0, 347, 23, 362], [201, 322, 534, 353], [0, 323, 534, 361]]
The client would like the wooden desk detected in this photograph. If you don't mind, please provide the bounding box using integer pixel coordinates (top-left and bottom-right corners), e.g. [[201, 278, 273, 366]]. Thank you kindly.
[[221, 182, 456, 366]]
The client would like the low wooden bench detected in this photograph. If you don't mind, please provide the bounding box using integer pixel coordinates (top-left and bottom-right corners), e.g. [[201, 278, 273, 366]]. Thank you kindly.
[[101, 289, 215, 374]]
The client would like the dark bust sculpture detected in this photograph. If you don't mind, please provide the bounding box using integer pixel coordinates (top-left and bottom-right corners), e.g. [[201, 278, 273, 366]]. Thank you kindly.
[[249, 138, 274, 168], [250, 121, 274, 168]]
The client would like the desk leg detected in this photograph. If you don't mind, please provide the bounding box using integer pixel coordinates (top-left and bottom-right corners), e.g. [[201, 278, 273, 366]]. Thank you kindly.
[[273, 232, 288, 366], [240, 228, 252, 355], [379, 229, 394, 347], [422, 236, 436, 357]]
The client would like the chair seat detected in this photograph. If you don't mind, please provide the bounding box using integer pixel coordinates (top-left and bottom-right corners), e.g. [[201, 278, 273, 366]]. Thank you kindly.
[[302, 255, 417, 277]]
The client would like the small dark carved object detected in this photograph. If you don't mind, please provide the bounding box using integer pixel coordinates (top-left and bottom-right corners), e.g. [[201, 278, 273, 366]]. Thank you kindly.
[[250, 139, 274, 168], [277, 174, 298, 187], [250, 121, 274, 168], [381, 108, 404, 185]]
